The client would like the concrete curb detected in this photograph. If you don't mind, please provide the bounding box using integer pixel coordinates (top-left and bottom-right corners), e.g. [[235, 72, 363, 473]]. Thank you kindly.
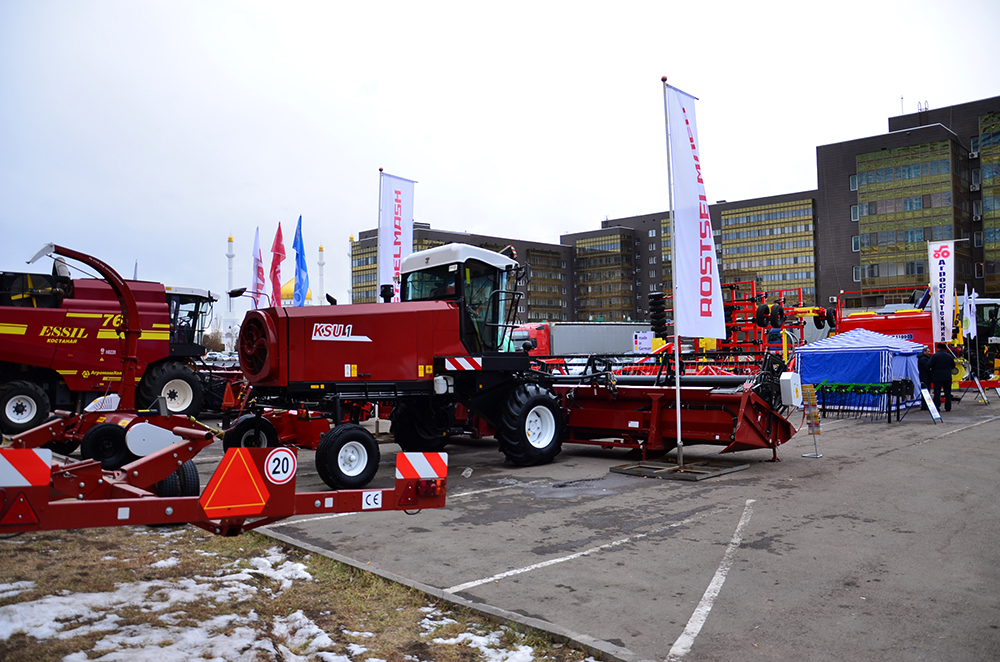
[[262, 527, 654, 662]]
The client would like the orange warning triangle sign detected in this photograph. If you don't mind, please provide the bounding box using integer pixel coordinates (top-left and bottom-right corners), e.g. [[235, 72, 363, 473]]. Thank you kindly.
[[221, 382, 236, 409], [199, 448, 270, 517]]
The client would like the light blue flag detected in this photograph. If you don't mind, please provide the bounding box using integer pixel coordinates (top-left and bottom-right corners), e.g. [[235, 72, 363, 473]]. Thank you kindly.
[[293, 215, 309, 307]]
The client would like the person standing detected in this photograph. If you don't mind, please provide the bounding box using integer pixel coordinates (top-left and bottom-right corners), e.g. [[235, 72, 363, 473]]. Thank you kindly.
[[928, 343, 956, 412], [917, 346, 932, 410]]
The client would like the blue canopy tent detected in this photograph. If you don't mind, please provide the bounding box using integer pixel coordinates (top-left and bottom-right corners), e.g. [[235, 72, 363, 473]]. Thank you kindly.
[[796, 328, 924, 411]]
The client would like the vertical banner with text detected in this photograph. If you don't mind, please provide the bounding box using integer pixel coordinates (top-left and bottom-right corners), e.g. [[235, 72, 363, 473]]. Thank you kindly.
[[666, 85, 725, 339], [927, 240, 955, 344], [377, 173, 416, 302]]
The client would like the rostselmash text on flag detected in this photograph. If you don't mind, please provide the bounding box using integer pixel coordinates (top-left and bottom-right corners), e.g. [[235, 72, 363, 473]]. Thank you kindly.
[[251, 227, 265, 310], [377, 173, 415, 302], [927, 240, 954, 343], [270, 222, 285, 308], [293, 215, 309, 307], [666, 85, 725, 339]]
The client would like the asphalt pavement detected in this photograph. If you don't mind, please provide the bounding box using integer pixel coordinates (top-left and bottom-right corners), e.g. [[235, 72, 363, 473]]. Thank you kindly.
[[197, 398, 1000, 662]]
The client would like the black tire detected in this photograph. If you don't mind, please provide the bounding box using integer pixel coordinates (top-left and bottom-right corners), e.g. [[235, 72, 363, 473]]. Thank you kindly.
[[495, 384, 564, 466], [0, 380, 51, 435], [136, 362, 203, 416], [390, 403, 449, 452], [223, 414, 279, 451], [153, 460, 198, 497], [769, 304, 786, 328], [813, 308, 826, 330], [753, 304, 770, 328], [825, 307, 837, 331], [315, 424, 380, 489], [81, 422, 137, 470]]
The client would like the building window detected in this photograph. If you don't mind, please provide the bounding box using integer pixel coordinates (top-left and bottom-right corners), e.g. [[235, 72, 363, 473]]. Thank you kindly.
[[648, 229, 657, 237], [851, 205, 859, 222], [975, 231, 984, 248], [852, 236, 860, 252], [972, 136, 981, 152], [648, 257, 657, 264], [850, 175, 858, 191], [976, 262, 984, 278], [853, 266, 861, 282], [649, 243, 656, 251], [973, 168, 981, 186], [973, 199, 983, 216]]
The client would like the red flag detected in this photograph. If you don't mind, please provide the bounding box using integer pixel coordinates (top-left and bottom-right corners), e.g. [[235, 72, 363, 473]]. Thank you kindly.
[[269, 223, 285, 308]]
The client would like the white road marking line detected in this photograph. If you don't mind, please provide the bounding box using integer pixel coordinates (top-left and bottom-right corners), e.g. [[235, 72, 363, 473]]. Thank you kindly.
[[444, 513, 704, 594], [932, 415, 999, 439], [667, 499, 756, 661]]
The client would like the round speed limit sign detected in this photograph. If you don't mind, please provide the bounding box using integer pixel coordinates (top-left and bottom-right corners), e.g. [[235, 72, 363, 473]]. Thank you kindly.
[[264, 447, 297, 485]]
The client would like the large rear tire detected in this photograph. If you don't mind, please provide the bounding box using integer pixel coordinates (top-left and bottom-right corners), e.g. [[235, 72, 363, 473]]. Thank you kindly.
[[496, 384, 564, 466], [81, 422, 137, 470], [0, 381, 50, 435], [315, 424, 380, 489], [136, 362, 203, 415]]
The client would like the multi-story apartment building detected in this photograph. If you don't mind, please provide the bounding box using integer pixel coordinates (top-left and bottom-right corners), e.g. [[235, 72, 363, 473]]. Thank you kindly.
[[710, 193, 818, 305]]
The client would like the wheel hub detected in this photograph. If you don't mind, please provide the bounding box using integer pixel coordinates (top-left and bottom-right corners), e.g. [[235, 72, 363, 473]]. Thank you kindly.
[[6, 397, 36, 423]]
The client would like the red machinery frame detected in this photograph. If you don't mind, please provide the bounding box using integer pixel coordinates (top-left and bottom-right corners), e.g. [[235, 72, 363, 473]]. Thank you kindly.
[[0, 438, 447, 536]]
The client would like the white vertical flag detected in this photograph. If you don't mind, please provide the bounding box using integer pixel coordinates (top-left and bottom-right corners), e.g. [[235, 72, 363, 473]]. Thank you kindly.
[[969, 289, 978, 339], [377, 172, 416, 302], [251, 227, 265, 310], [927, 240, 954, 343], [666, 85, 725, 339], [962, 284, 972, 337]]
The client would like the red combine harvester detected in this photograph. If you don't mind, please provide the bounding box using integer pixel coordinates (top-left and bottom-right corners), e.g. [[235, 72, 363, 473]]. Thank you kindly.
[[0, 251, 239, 437], [235, 244, 800, 479], [0, 244, 447, 536]]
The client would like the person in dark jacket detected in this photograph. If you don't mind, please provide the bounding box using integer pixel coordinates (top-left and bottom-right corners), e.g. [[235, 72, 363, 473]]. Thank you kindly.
[[917, 346, 932, 409], [928, 343, 956, 412]]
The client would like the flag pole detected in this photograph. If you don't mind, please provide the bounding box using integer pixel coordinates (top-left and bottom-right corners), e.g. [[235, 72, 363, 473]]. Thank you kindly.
[[662, 76, 684, 468]]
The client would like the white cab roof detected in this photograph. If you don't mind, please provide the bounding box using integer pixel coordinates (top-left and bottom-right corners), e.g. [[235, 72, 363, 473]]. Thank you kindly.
[[400, 243, 517, 274]]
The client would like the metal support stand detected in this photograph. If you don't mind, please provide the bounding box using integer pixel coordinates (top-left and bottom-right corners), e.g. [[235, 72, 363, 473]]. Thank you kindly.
[[611, 458, 749, 482]]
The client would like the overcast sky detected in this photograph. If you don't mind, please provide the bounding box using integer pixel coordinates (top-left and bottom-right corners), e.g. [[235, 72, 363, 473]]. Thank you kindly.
[[2, 0, 998, 323]]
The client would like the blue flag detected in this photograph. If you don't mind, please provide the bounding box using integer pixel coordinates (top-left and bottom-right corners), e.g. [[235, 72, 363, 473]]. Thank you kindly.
[[293, 215, 310, 307]]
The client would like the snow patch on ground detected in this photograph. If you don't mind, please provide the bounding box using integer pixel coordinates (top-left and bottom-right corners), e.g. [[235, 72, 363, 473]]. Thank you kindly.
[[1, 545, 548, 662]]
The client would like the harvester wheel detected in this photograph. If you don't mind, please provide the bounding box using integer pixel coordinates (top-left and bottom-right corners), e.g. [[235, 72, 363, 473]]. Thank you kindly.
[[316, 424, 380, 489], [224, 414, 279, 451], [825, 307, 837, 330], [0, 380, 50, 435], [496, 384, 564, 466], [390, 403, 449, 452], [136, 362, 203, 416], [81, 422, 137, 470]]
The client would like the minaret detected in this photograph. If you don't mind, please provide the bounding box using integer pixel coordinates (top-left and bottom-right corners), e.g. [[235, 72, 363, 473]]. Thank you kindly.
[[224, 235, 237, 352], [317, 244, 326, 306], [226, 235, 235, 314]]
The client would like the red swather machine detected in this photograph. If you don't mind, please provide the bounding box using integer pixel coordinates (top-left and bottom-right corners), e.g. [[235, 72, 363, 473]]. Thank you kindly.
[[234, 243, 800, 483], [0, 245, 447, 535]]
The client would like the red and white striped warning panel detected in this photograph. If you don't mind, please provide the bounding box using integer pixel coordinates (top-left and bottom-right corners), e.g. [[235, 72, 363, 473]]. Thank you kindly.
[[0, 449, 52, 487], [443, 357, 482, 371], [395, 452, 448, 480]]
